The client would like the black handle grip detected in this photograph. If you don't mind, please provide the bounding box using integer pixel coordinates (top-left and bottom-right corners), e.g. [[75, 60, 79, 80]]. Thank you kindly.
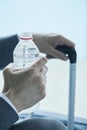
[[56, 45, 77, 63]]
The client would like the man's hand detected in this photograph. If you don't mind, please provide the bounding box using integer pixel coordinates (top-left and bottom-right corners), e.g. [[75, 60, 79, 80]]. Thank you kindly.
[[2, 57, 48, 112], [33, 33, 75, 60]]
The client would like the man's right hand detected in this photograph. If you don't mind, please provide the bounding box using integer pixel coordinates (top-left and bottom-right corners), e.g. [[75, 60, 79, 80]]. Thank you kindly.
[[2, 57, 48, 112]]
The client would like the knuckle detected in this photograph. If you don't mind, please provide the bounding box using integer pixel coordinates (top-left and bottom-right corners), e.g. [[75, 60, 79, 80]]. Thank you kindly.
[[39, 92, 46, 100], [40, 84, 46, 96], [56, 35, 62, 40], [30, 67, 35, 74], [42, 56, 48, 63], [26, 67, 35, 76], [44, 65, 48, 72], [41, 91, 46, 98], [3, 68, 10, 77], [34, 75, 42, 83], [36, 85, 46, 101]]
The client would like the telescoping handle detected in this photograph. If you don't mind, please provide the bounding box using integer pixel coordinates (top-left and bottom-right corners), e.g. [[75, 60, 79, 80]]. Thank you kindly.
[[56, 45, 76, 63], [56, 45, 77, 130]]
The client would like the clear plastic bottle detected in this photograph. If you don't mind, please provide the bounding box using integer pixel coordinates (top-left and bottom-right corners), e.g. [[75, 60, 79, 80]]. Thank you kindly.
[[13, 32, 40, 116], [13, 32, 40, 69]]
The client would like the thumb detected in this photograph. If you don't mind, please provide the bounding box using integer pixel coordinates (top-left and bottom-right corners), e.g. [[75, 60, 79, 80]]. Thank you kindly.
[[31, 56, 47, 71]]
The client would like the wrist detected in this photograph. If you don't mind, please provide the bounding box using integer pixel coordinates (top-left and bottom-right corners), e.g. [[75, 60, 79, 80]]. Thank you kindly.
[[2, 91, 18, 113], [3, 90, 23, 112]]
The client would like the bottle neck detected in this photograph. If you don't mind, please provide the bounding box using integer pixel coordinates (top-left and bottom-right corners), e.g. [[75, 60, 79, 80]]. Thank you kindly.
[[20, 37, 32, 41], [19, 32, 33, 42]]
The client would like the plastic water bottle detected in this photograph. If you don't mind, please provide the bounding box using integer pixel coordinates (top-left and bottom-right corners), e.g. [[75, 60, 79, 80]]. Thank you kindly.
[[13, 32, 40, 69], [13, 32, 41, 115]]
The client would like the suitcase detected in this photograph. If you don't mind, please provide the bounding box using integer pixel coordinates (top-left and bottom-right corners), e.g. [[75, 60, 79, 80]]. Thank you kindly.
[[56, 45, 77, 130]]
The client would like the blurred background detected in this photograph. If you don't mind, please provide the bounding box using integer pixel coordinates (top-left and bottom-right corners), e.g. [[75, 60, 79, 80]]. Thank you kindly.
[[0, 0, 87, 119]]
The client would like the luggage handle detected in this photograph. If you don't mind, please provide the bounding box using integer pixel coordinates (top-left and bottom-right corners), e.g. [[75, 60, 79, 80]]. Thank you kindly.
[[56, 45, 77, 130], [55, 45, 77, 63]]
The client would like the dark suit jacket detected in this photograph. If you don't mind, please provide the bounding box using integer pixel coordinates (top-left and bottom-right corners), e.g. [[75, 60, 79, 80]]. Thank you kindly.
[[0, 96, 19, 130], [0, 35, 19, 129], [0, 34, 19, 69]]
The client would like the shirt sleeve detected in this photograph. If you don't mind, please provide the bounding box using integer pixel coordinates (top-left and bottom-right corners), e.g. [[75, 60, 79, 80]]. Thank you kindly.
[[0, 93, 19, 130], [0, 34, 19, 69]]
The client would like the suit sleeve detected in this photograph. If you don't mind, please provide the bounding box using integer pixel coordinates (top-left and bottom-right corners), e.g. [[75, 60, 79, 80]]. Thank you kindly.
[[0, 94, 19, 130], [0, 34, 19, 69]]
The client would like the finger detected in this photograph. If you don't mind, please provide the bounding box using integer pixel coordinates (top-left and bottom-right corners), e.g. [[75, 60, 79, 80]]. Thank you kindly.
[[44, 76, 47, 84], [46, 46, 68, 60], [32, 56, 47, 71], [46, 55, 54, 59], [57, 35, 75, 48], [4, 63, 24, 75], [13, 57, 47, 75], [40, 66, 47, 86], [40, 66, 48, 76], [41, 75, 47, 86], [3, 63, 13, 71]]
